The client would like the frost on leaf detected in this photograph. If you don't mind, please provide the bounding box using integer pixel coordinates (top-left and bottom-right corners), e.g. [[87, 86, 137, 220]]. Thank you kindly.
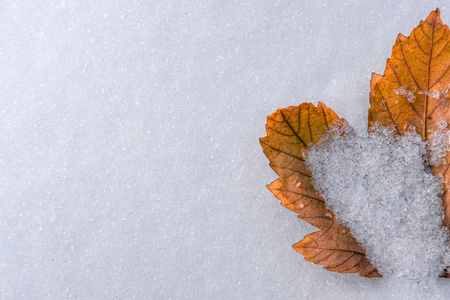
[[395, 85, 416, 103]]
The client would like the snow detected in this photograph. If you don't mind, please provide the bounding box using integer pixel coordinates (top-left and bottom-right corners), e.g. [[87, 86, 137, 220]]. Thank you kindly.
[[1, 1, 450, 299], [307, 125, 448, 282], [428, 118, 450, 167], [418, 85, 450, 100], [395, 86, 416, 103]]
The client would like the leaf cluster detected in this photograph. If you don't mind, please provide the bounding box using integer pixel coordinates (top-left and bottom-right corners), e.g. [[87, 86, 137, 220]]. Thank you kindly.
[[260, 9, 450, 277]]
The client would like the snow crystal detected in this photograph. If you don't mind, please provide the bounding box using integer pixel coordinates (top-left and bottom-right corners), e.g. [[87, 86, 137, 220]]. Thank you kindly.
[[395, 86, 416, 103], [307, 125, 449, 282], [419, 90, 442, 99], [419, 85, 450, 101], [428, 118, 450, 167]]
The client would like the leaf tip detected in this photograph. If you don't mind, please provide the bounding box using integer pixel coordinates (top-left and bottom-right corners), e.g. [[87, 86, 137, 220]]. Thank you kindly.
[[425, 7, 442, 25], [370, 72, 382, 86], [395, 33, 407, 44], [259, 136, 266, 147]]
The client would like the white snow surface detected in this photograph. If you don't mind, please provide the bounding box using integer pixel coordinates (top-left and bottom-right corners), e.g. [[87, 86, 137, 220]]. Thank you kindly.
[[307, 125, 449, 282], [2, 1, 450, 299], [428, 118, 450, 167]]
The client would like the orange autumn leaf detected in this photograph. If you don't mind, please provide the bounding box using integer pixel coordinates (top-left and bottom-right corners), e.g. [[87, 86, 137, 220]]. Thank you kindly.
[[260, 103, 338, 230], [368, 8, 450, 227], [260, 103, 380, 277], [294, 223, 380, 278]]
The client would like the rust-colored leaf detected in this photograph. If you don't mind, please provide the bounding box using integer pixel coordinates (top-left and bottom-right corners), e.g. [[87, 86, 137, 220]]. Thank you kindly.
[[368, 8, 450, 227], [294, 222, 380, 278], [260, 103, 380, 277]]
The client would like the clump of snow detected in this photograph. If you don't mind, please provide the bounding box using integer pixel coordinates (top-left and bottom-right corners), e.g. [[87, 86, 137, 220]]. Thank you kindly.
[[428, 118, 450, 167], [419, 85, 450, 101], [395, 86, 416, 103], [419, 90, 441, 99], [307, 124, 449, 282]]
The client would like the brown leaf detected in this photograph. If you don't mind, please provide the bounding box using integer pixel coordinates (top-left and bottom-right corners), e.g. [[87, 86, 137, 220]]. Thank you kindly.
[[260, 103, 338, 229], [368, 8, 450, 227], [294, 222, 380, 278], [260, 102, 380, 277]]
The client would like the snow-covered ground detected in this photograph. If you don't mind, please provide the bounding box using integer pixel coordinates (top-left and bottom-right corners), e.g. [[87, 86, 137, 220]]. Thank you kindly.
[[1, 1, 450, 299]]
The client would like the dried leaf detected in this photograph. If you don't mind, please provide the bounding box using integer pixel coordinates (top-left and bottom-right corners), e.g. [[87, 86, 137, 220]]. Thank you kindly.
[[294, 222, 380, 278], [368, 8, 450, 227], [260, 103, 380, 277], [260, 103, 338, 229]]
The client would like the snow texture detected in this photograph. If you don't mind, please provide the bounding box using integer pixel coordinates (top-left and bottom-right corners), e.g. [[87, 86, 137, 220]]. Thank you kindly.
[[2, 0, 450, 299], [307, 125, 449, 282], [428, 118, 450, 167]]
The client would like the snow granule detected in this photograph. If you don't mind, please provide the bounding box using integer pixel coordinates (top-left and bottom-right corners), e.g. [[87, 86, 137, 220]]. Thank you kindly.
[[419, 85, 450, 101], [307, 125, 449, 282], [395, 86, 416, 103], [428, 118, 450, 167]]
